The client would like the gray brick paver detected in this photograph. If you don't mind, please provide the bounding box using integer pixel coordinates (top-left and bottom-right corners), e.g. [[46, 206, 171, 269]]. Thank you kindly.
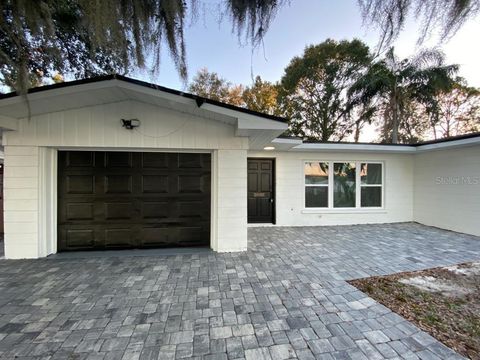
[[0, 223, 477, 359]]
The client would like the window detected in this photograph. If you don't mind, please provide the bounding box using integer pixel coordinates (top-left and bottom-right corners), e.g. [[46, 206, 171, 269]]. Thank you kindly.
[[304, 161, 383, 209], [305, 162, 329, 207], [360, 163, 382, 207], [333, 162, 356, 208]]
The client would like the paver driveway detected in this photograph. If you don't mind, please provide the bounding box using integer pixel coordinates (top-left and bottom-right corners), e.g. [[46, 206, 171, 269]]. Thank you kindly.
[[0, 223, 479, 360]]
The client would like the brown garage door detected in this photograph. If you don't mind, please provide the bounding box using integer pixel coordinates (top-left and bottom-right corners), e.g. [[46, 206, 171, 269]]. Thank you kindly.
[[58, 151, 211, 251]]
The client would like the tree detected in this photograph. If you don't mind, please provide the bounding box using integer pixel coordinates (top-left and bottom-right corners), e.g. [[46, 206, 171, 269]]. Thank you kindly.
[[349, 48, 458, 143], [279, 39, 372, 142], [358, 0, 480, 49], [429, 82, 480, 138], [0, 0, 281, 93], [1, 0, 133, 91], [242, 76, 280, 115], [188, 68, 245, 106], [2, 0, 479, 93]]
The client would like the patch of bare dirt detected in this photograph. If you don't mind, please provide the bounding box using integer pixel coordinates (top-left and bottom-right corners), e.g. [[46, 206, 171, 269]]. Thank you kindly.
[[349, 261, 480, 359]]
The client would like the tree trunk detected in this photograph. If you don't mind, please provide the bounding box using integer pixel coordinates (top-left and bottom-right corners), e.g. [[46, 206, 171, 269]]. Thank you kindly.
[[391, 98, 399, 144]]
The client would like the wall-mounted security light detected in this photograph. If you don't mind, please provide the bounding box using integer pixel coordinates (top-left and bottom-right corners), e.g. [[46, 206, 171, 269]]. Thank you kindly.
[[121, 118, 141, 130], [263, 146, 275, 151]]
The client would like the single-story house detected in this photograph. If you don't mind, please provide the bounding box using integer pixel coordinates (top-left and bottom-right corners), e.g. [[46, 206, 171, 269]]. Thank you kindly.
[[0, 75, 478, 259]]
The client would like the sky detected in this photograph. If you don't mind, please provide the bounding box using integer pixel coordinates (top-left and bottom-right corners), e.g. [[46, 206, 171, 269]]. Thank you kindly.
[[134, 0, 480, 91]]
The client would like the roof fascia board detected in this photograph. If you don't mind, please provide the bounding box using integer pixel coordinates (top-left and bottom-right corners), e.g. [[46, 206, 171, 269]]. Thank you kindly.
[[0, 80, 118, 108], [291, 143, 416, 153], [416, 136, 480, 152], [115, 80, 195, 107]]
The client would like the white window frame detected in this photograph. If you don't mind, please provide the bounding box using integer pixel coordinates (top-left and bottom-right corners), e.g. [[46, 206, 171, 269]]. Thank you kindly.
[[304, 162, 330, 208], [359, 162, 384, 209], [303, 160, 384, 211]]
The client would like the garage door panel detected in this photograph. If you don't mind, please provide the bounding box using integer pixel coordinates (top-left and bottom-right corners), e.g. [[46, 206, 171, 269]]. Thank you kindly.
[[142, 202, 169, 219], [142, 153, 169, 168], [140, 226, 209, 247], [178, 153, 204, 168], [104, 202, 134, 220], [177, 201, 207, 218], [105, 175, 133, 194], [142, 175, 169, 193], [105, 152, 133, 167], [58, 151, 211, 251], [178, 175, 208, 193], [64, 229, 95, 249], [66, 175, 95, 194], [104, 228, 134, 248], [66, 203, 94, 221], [66, 151, 95, 167]]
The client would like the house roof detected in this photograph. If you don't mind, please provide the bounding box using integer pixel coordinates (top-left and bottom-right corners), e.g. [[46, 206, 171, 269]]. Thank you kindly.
[[271, 132, 480, 153], [0, 74, 288, 150], [0, 75, 478, 153], [0, 74, 288, 123]]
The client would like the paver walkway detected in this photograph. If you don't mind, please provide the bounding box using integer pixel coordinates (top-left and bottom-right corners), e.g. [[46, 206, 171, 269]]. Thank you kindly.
[[0, 223, 479, 360]]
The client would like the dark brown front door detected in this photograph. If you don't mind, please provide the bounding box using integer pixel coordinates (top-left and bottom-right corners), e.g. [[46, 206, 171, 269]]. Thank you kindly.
[[248, 158, 274, 223], [58, 151, 211, 251]]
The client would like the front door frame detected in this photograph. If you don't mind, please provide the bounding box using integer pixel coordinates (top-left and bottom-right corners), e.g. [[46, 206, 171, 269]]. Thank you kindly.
[[247, 157, 276, 224]]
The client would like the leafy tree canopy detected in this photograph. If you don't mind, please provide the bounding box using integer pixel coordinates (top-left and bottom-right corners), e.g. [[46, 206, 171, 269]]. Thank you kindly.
[[418, 80, 480, 139], [189, 69, 281, 115], [242, 76, 280, 115], [0, 0, 281, 93], [2, 0, 480, 93], [279, 39, 372, 141], [349, 48, 459, 143], [188, 68, 245, 106]]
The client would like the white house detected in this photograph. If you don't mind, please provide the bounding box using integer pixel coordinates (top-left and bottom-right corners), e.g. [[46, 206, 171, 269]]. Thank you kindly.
[[0, 75, 479, 259]]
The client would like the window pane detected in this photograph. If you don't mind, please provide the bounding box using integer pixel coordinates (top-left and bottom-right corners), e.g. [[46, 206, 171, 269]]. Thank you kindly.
[[334, 162, 356, 207], [361, 186, 382, 207], [361, 163, 382, 185], [305, 162, 329, 185], [305, 187, 328, 207]]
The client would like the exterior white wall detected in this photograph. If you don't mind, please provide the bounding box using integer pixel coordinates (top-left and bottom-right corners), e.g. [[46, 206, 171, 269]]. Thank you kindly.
[[3, 100, 248, 150], [248, 151, 414, 226], [3, 100, 249, 258], [212, 150, 248, 252], [3, 146, 40, 258], [413, 145, 480, 236]]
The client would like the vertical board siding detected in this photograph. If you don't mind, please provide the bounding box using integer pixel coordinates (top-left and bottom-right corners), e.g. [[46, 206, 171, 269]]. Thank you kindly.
[[413, 145, 480, 236], [248, 151, 414, 226]]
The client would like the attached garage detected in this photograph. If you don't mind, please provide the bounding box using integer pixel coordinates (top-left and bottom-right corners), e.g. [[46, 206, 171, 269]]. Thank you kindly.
[[0, 75, 289, 258], [58, 151, 211, 251]]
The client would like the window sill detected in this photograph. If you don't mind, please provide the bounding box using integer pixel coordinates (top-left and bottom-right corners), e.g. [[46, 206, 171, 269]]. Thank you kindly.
[[301, 208, 387, 214]]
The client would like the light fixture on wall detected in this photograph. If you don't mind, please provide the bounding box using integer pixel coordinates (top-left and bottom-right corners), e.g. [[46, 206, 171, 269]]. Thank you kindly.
[[263, 146, 275, 151], [121, 118, 141, 130]]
